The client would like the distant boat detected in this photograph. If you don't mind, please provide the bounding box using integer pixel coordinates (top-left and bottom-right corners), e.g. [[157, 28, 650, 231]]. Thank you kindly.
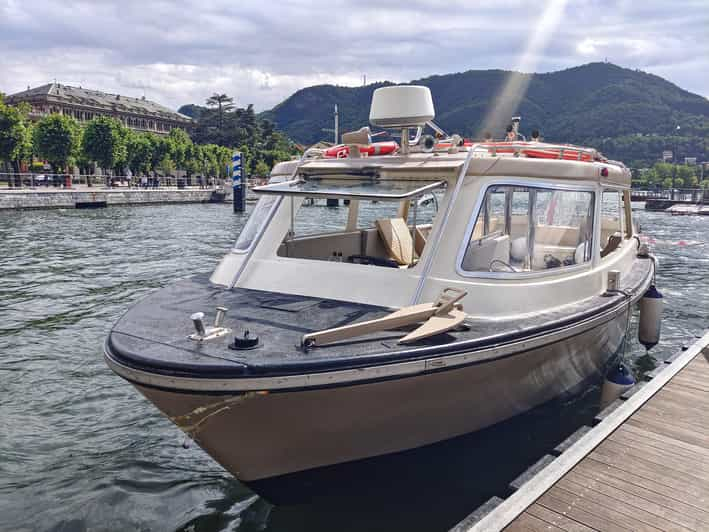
[[105, 85, 657, 500]]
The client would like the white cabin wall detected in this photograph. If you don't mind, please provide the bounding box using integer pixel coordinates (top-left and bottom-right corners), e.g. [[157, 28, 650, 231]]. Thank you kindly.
[[210, 253, 246, 286]]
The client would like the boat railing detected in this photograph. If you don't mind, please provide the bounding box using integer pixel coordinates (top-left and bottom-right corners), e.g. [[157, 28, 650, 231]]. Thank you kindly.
[[477, 142, 602, 161]]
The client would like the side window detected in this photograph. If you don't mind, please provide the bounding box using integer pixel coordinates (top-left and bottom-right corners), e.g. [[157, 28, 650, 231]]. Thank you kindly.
[[461, 185, 594, 273], [600, 190, 623, 258]]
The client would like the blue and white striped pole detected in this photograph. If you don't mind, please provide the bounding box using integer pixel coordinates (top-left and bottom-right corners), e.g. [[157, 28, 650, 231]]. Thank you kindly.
[[232, 151, 245, 212]]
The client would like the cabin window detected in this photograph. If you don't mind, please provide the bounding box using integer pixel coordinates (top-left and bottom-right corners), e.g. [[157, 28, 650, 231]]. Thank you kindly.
[[600, 190, 624, 258], [461, 185, 595, 273]]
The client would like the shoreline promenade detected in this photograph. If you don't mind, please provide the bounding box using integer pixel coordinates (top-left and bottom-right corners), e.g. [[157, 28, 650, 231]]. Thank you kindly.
[[0, 183, 232, 210]]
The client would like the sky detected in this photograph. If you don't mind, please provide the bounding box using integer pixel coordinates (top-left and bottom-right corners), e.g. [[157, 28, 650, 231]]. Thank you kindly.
[[1, 0, 707, 112]]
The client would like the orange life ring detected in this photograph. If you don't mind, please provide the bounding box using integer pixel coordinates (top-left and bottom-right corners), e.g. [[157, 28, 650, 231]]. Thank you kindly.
[[478, 142, 596, 162], [323, 141, 399, 158], [434, 139, 474, 149]]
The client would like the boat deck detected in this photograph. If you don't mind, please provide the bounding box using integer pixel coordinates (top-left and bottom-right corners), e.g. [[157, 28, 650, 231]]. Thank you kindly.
[[457, 331, 709, 532], [107, 257, 652, 379]]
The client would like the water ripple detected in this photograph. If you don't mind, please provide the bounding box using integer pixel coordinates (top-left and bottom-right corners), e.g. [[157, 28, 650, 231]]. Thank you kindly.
[[0, 205, 706, 532]]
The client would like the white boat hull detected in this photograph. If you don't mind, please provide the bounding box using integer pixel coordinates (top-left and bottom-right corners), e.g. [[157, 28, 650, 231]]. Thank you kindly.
[[118, 308, 627, 484]]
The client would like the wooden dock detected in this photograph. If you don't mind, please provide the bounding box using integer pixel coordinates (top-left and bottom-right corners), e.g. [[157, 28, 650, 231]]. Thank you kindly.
[[455, 331, 709, 532]]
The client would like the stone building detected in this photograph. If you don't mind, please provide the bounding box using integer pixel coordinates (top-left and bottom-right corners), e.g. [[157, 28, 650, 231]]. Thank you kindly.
[[6, 83, 191, 134]]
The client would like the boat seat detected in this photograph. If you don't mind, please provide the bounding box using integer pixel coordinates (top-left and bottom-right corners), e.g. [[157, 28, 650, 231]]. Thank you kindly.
[[376, 218, 415, 265], [414, 226, 429, 256]]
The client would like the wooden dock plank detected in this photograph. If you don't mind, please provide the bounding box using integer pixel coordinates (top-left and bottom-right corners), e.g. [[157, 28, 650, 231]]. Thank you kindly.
[[654, 386, 709, 407], [597, 438, 709, 479], [607, 430, 709, 475], [466, 334, 709, 532], [541, 484, 664, 531], [525, 504, 598, 532], [525, 503, 598, 532], [564, 470, 705, 531], [633, 408, 709, 434], [576, 456, 699, 504], [535, 491, 633, 532], [504, 511, 567, 532], [553, 477, 685, 532], [654, 380, 709, 401], [664, 374, 709, 393], [584, 453, 709, 503], [570, 464, 709, 529], [625, 416, 709, 449], [589, 444, 709, 499], [631, 408, 709, 440], [617, 422, 709, 460]]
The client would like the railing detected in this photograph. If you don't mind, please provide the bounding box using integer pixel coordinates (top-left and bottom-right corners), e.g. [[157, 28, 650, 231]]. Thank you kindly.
[[631, 188, 709, 203], [0, 173, 227, 190]]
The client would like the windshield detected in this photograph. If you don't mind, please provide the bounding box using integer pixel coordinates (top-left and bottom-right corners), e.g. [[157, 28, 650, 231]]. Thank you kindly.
[[233, 194, 280, 252]]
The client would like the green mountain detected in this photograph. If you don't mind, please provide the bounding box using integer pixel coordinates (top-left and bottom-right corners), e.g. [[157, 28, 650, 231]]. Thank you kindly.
[[261, 63, 709, 165]]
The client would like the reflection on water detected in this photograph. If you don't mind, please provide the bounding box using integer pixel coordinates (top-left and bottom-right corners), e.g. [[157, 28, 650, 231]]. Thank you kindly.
[[0, 204, 706, 531]]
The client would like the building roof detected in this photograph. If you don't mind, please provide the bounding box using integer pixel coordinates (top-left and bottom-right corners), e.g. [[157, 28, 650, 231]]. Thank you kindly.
[[7, 83, 191, 123]]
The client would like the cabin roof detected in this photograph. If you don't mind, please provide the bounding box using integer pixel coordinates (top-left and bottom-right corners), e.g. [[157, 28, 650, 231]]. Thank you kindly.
[[271, 148, 630, 189]]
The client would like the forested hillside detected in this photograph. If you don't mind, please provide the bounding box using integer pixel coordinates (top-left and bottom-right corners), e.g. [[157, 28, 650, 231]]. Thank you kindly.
[[261, 63, 708, 166]]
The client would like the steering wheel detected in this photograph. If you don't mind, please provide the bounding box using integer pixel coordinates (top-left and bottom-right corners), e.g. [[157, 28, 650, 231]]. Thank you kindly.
[[489, 259, 518, 272]]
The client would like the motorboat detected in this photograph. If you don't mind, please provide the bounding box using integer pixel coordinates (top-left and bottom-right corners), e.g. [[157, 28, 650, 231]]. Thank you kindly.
[[104, 86, 658, 499]]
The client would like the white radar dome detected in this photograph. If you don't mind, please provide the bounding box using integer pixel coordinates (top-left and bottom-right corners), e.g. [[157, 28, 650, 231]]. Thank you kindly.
[[369, 85, 435, 128]]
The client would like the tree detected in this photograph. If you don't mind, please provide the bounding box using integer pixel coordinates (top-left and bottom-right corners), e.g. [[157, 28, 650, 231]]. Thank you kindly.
[[126, 131, 154, 177], [184, 143, 204, 177], [167, 127, 192, 173], [254, 160, 270, 177], [205, 93, 234, 131], [33, 114, 79, 175], [112, 122, 130, 175], [0, 99, 32, 186], [157, 154, 175, 176], [82, 116, 127, 181], [149, 135, 169, 175], [675, 165, 697, 188], [200, 144, 218, 177]]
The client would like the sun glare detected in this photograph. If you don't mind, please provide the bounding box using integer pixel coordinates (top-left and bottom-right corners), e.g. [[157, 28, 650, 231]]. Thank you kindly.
[[478, 0, 567, 137]]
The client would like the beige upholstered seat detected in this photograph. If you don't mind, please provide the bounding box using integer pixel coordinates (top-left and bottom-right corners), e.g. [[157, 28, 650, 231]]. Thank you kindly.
[[376, 218, 414, 265]]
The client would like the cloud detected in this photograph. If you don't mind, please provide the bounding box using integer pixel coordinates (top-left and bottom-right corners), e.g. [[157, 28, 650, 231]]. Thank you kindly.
[[1, 0, 707, 111]]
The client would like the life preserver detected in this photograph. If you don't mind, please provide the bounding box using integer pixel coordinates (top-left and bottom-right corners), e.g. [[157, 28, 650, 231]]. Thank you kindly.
[[523, 148, 594, 162], [434, 139, 474, 149], [478, 142, 596, 162], [323, 141, 399, 158]]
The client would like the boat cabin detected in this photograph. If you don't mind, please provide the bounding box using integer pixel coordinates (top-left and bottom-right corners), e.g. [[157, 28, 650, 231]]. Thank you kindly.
[[210, 87, 634, 319]]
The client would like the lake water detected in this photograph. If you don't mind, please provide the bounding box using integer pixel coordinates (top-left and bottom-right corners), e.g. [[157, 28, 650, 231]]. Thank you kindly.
[[0, 203, 707, 532]]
